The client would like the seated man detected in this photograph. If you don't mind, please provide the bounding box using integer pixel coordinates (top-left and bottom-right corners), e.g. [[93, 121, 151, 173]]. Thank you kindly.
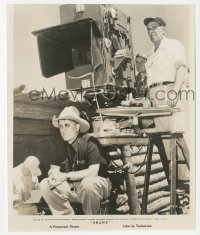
[[13, 156, 42, 215], [40, 106, 111, 215]]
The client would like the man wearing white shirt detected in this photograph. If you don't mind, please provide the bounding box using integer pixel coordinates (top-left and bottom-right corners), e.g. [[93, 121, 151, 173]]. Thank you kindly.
[[144, 17, 189, 169]]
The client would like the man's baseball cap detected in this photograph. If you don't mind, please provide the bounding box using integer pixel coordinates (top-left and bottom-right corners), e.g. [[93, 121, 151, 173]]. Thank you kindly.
[[136, 53, 147, 60], [144, 17, 166, 27]]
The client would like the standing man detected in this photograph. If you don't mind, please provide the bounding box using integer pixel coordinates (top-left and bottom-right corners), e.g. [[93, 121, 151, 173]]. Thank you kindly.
[[144, 17, 189, 168], [40, 106, 111, 215]]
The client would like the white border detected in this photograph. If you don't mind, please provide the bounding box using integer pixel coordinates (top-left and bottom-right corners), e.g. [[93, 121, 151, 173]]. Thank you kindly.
[[1, 0, 200, 235]]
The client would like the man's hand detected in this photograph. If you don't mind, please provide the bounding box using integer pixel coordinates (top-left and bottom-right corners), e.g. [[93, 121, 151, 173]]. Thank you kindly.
[[167, 90, 178, 107], [48, 171, 67, 189], [50, 171, 67, 182], [48, 168, 60, 177], [168, 65, 186, 107], [167, 98, 178, 107]]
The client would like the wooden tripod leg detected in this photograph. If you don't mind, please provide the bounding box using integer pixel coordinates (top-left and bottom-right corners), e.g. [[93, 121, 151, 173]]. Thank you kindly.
[[122, 145, 141, 215], [155, 133, 181, 214], [176, 134, 190, 170], [170, 133, 177, 214], [154, 134, 169, 181], [141, 135, 153, 214]]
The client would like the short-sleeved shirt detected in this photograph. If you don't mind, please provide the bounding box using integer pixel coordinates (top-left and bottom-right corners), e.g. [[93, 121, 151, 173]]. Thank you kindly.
[[145, 37, 186, 87], [59, 134, 108, 178]]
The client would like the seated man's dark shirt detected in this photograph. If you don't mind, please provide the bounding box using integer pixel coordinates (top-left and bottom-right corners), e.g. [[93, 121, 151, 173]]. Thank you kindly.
[[56, 134, 108, 178]]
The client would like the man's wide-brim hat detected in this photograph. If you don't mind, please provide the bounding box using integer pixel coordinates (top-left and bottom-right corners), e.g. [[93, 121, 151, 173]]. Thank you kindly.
[[52, 106, 90, 133], [144, 17, 166, 27]]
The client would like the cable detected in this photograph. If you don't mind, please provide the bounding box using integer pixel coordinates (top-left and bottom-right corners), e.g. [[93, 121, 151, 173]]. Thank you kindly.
[[108, 140, 150, 175], [101, 75, 117, 101], [110, 159, 124, 170], [69, 72, 103, 123], [131, 145, 143, 156], [127, 152, 147, 175], [127, 138, 150, 175]]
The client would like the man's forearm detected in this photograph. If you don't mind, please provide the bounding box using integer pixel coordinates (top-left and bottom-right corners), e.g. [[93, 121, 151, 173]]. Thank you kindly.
[[66, 169, 91, 181], [66, 165, 99, 181], [48, 164, 100, 182]]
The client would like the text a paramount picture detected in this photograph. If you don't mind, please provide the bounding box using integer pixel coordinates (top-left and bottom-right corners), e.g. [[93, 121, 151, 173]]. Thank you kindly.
[[9, 3, 195, 231]]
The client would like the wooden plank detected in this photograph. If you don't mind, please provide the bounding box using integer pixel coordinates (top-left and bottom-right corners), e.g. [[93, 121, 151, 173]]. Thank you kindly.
[[139, 112, 171, 117], [135, 171, 166, 187], [97, 136, 149, 146], [98, 107, 180, 117], [147, 196, 170, 214], [14, 118, 59, 135], [14, 93, 31, 101], [130, 153, 160, 166], [14, 101, 62, 120], [137, 179, 169, 195], [147, 191, 170, 203], [133, 162, 163, 176]]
